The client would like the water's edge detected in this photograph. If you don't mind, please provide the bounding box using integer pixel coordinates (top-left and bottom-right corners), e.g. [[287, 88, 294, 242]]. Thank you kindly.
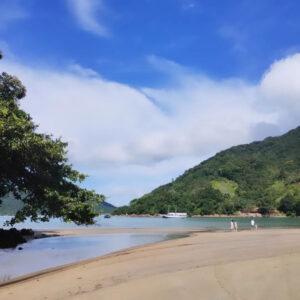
[[0, 232, 189, 287]]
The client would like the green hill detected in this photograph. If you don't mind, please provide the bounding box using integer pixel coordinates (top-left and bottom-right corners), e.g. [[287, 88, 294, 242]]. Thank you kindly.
[[0, 194, 24, 216], [114, 126, 300, 216], [95, 201, 116, 214], [0, 194, 116, 216]]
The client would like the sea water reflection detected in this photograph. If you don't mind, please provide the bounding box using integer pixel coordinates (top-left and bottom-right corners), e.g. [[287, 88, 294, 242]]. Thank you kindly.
[[0, 233, 168, 280]]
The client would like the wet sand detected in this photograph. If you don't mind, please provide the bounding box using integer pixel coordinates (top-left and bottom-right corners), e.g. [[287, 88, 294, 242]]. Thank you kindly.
[[38, 227, 202, 236], [1, 228, 300, 300]]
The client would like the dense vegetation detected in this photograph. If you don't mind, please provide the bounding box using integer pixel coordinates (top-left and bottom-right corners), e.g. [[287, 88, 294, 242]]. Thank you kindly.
[[0, 52, 104, 225], [114, 127, 300, 216]]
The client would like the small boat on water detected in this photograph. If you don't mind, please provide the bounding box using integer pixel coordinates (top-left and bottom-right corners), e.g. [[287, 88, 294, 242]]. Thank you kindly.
[[162, 205, 187, 218], [104, 214, 111, 218], [162, 212, 187, 218]]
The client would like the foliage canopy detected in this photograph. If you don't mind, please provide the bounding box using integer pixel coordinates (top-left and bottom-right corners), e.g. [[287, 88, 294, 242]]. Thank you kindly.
[[0, 55, 104, 225]]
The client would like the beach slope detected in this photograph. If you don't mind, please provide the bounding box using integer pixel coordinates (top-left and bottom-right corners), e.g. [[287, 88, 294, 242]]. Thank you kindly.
[[1, 229, 300, 300]]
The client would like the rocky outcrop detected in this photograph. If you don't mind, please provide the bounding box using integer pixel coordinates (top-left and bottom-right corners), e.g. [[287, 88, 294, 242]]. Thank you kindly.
[[0, 228, 34, 249]]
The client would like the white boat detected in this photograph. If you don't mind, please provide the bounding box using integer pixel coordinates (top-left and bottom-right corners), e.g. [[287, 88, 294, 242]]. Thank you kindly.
[[162, 212, 187, 218], [162, 205, 187, 218]]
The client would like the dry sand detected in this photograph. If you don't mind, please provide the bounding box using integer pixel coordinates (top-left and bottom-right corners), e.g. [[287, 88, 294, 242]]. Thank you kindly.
[[1, 228, 300, 300]]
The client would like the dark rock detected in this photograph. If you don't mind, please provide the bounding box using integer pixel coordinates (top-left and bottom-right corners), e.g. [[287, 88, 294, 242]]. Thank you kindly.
[[20, 228, 34, 236], [0, 228, 27, 249], [18, 247, 23, 250]]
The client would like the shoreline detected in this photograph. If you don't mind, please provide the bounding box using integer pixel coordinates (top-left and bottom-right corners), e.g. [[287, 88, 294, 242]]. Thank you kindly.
[[114, 213, 288, 217], [36, 227, 207, 237], [0, 233, 191, 288], [0, 227, 196, 286], [1, 228, 300, 299], [0, 227, 229, 286]]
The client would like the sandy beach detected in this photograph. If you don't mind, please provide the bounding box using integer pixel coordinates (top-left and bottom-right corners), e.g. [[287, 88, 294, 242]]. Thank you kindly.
[[1, 228, 300, 300]]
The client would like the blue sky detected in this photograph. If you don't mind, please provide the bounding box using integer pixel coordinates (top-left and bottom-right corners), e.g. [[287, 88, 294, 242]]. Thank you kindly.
[[3, 0, 300, 85], [1, 0, 300, 206]]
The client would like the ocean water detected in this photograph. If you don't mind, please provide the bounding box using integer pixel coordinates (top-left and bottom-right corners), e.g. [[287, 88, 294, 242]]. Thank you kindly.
[[1, 215, 300, 231]]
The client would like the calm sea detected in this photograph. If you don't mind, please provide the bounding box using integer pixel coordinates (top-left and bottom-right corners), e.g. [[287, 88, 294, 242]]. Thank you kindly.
[[1, 215, 300, 231]]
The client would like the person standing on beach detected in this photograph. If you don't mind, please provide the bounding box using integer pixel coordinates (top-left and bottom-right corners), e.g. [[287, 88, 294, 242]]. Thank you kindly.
[[251, 218, 255, 230], [230, 219, 234, 231], [234, 221, 238, 232]]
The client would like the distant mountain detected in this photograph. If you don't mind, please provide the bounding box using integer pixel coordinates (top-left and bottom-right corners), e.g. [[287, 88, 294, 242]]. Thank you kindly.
[[96, 201, 116, 214], [0, 194, 116, 216], [114, 126, 300, 216], [0, 194, 24, 216]]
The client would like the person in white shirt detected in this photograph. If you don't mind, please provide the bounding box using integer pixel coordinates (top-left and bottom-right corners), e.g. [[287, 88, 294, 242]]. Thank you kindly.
[[230, 219, 234, 231], [251, 218, 255, 230]]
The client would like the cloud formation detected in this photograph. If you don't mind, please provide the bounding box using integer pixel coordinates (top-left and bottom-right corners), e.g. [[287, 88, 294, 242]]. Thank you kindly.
[[1, 53, 300, 205], [67, 0, 109, 37]]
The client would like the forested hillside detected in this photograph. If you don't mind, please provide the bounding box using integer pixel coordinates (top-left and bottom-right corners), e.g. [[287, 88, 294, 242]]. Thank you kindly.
[[114, 126, 300, 216]]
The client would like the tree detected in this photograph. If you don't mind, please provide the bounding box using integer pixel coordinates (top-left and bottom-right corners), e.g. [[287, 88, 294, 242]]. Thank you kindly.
[[257, 193, 276, 215], [0, 53, 104, 225], [278, 194, 296, 216]]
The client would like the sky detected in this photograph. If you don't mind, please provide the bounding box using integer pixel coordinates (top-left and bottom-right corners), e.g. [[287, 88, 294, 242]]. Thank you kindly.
[[1, 0, 300, 206]]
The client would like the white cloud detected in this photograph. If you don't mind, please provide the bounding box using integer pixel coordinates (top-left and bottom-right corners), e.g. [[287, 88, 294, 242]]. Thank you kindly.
[[261, 53, 300, 110], [259, 53, 300, 131], [1, 53, 300, 205], [147, 55, 186, 75], [67, 0, 109, 37]]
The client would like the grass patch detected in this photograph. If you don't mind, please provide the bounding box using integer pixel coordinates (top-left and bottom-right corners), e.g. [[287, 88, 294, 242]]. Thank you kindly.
[[211, 178, 238, 197]]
